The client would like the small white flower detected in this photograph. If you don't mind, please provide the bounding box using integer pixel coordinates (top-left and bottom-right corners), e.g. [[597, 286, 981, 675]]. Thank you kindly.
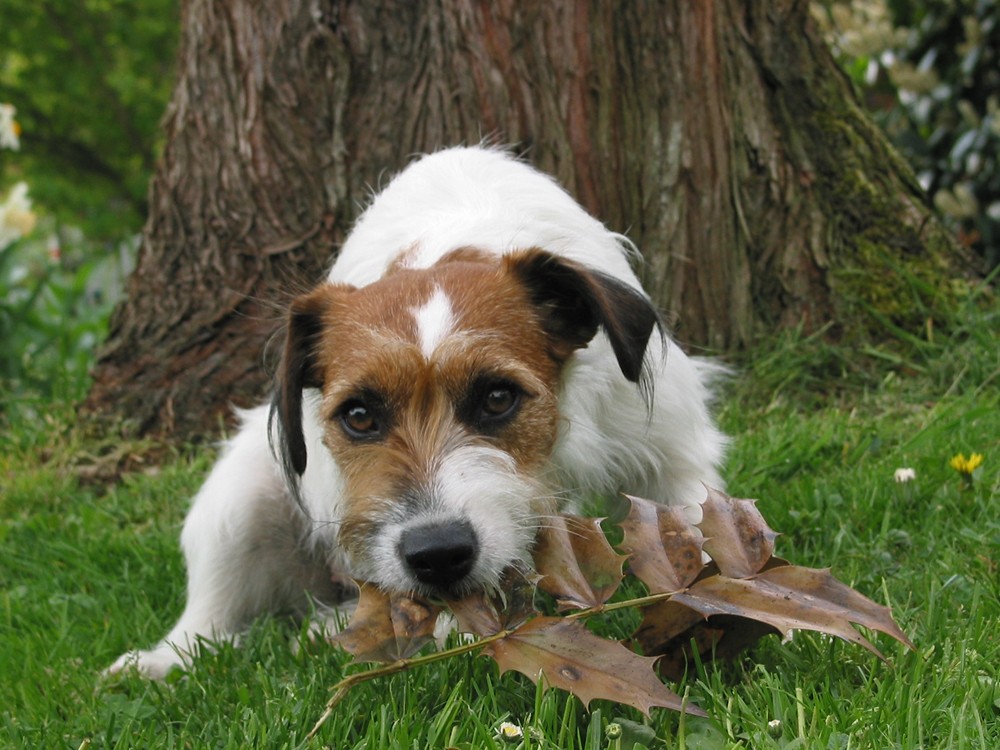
[[497, 721, 523, 743], [894, 467, 916, 483], [0, 103, 20, 151], [767, 718, 783, 738]]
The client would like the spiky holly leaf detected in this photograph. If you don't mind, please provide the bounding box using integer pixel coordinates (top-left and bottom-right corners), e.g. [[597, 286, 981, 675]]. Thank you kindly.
[[696, 486, 779, 578], [678, 565, 915, 656], [447, 591, 504, 637], [448, 570, 538, 637], [485, 616, 705, 717], [316, 489, 914, 737], [634, 563, 914, 679], [533, 514, 626, 610], [329, 583, 441, 662], [619, 494, 706, 593], [634, 600, 780, 681]]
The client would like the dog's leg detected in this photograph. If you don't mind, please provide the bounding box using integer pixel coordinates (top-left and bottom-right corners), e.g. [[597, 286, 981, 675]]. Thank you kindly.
[[106, 408, 335, 679]]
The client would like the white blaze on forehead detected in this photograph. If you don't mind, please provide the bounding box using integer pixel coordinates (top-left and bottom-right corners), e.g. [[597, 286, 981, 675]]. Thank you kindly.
[[412, 286, 457, 358]]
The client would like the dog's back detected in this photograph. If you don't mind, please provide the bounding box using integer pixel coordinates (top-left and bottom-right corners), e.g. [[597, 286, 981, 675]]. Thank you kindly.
[[330, 146, 639, 290]]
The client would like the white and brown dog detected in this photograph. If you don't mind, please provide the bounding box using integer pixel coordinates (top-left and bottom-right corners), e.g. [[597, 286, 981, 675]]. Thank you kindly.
[[108, 146, 727, 678]]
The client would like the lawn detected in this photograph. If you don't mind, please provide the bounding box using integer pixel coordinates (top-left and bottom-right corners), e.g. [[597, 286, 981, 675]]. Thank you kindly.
[[1, 302, 997, 749]]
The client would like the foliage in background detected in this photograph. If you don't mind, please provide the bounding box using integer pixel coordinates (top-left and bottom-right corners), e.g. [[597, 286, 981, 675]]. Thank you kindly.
[[0, 222, 130, 406], [820, 0, 1000, 269], [2, 1, 996, 415], [0, 0, 178, 241], [0, 149, 131, 405], [0, 0, 172, 404]]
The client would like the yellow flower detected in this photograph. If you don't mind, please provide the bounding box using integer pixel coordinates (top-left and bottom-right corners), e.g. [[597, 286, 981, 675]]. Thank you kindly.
[[949, 453, 984, 476]]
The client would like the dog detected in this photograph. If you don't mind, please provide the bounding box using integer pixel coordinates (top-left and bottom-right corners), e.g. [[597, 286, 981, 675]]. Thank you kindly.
[[106, 146, 727, 678]]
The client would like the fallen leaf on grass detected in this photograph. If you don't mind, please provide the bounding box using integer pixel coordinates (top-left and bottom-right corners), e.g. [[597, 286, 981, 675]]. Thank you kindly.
[[667, 565, 916, 659], [328, 583, 440, 662], [697, 486, 779, 578], [620, 495, 705, 593], [638, 608, 781, 682], [631, 558, 788, 681], [533, 514, 626, 610], [313, 488, 913, 737], [448, 570, 537, 636], [485, 617, 703, 717]]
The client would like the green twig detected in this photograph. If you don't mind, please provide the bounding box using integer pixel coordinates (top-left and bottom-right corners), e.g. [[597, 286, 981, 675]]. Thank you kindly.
[[307, 627, 513, 739], [565, 587, 685, 621]]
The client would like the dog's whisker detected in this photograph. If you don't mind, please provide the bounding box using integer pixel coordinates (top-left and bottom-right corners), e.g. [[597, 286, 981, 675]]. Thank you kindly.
[[530, 521, 597, 542]]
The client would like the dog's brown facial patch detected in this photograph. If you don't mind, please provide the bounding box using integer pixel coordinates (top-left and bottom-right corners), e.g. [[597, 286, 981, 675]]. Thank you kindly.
[[302, 253, 566, 555]]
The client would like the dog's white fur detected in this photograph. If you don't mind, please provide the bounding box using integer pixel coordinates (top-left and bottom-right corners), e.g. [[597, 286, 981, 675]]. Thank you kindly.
[[107, 147, 727, 679]]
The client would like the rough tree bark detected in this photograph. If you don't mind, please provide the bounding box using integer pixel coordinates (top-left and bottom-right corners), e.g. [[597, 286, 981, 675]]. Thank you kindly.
[[85, 0, 966, 440]]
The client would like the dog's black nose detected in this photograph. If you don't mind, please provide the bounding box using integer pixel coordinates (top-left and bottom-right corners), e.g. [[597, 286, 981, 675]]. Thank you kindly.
[[400, 520, 478, 589]]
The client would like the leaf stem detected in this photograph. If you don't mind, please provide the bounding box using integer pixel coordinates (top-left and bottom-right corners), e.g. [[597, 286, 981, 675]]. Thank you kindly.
[[679, 685, 691, 750], [306, 627, 514, 739], [307, 588, 685, 739], [796, 685, 806, 739], [565, 587, 684, 621]]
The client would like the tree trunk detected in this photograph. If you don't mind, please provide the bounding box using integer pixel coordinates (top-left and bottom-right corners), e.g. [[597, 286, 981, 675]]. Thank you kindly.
[[85, 0, 966, 440]]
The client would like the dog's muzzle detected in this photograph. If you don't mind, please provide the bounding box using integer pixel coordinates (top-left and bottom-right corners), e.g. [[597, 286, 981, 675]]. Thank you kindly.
[[399, 519, 479, 589]]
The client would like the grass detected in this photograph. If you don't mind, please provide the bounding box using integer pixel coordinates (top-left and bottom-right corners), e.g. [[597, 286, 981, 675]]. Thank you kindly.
[[1, 301, 998, 749]]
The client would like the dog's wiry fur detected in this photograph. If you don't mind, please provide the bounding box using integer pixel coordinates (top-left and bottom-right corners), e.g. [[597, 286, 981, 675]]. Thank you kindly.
[[107, 147, 727, 678]]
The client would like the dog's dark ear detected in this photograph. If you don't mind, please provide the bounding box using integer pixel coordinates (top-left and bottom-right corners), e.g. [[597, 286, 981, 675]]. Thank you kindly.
[[504, 248, 661, 384], [269, 286, 332, 478]]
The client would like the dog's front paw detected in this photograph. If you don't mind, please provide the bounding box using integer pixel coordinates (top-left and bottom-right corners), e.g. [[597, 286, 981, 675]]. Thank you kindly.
[[104, 645, 188, 681]]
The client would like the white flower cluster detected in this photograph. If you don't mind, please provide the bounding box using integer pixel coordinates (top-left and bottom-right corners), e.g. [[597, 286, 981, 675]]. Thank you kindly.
[[820, 0, 908, 60], [0, 103, 20, 151], [0, 182, 37, 249]]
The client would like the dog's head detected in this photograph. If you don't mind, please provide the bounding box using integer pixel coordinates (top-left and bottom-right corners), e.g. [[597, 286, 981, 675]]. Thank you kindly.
[[270, 248, 659, 597]]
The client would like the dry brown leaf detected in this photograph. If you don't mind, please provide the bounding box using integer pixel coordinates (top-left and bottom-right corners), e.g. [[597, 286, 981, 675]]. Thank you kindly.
[[533, 515, 626, 610], [485, 616, 705, 717], [620, 495, 706, 593], [637, 564, 914, 675], [317, 488, 914, 731], [329, 583, 441, 662], [697, 486, 779, 578], [634, 601, 781, 681], [447, 571, 537, 637], [447, 591, 504, 637]]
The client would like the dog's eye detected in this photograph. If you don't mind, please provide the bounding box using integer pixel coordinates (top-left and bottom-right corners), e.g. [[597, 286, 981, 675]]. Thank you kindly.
[[340, 401, 381, 439], [458, 378, 524, 432], [482, 386, 518, 418]]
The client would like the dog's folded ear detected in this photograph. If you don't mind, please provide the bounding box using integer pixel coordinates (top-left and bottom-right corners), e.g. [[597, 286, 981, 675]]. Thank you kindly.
[[504, 248, 662, 385], [269, 286, 332, 478]]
